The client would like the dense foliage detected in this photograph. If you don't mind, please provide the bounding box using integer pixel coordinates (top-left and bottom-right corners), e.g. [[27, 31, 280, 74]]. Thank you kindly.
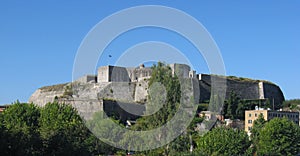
[[1, 65, 299, 155], [0, 102, 41, 155], [223, 91, 269, 120], [196, 127, 251, 156], [283, 99, 300, 111], [256, 117, 300, 155], [132, 62, 181, 130], [250, 113, 266, 153], [0, 102, 116, 156], [39, 102, 91, 155]]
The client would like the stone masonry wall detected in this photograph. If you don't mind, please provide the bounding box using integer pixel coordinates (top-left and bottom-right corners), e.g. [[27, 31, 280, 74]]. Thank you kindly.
[[29, 64, 285, 121], [170, 63, 191, 78], [29, 88, 65, 107], [198, 74, 284, 106], [98, 82, 136, 102], [263, 82, 285, 109], [134, 79, 148, 103], [126, 67, 152, 82], [109, 66, 130, 82], [76, 75, 97, 83], [98, 66, 109, 82], [98, 66, 130, 82]]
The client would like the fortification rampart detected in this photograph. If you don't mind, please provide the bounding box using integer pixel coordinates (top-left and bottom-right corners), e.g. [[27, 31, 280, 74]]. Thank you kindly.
[[198, 74, 284, 108], [29, 64, 285, 120], [126, 66, 152, 82], [263, 82, 285, 107], [170, 63, 191, 78], [98, 66, 130, 82]]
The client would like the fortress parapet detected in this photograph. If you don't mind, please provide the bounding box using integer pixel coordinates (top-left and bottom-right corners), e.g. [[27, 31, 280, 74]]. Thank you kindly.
[[96, 63, 195, 83]]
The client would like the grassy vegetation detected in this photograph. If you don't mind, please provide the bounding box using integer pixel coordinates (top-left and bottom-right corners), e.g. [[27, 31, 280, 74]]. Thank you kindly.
[[39, 83, 68, 92], [209, 74, 274, 84], [283, 99, 300, 110]]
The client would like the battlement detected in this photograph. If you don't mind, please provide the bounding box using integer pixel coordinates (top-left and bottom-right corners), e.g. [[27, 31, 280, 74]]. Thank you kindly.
[[98, 65, 130, 83], [95, 63, 196, 83]]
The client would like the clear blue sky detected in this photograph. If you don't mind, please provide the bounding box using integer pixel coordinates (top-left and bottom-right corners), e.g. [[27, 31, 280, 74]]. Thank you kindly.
[[0, 1, 299, 104]]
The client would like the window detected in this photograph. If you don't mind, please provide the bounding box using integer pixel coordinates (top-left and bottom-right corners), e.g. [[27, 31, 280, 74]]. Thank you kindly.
[[248, 120, 252, 124], [248, 126, 252, 131], [249, 113, 252, 117], [255, 113, 257, 117]]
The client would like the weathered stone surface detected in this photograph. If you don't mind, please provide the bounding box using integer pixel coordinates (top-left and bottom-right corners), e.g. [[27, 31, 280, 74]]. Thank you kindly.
[[76, 75, 97, 83], [29, 64, 285, 121], [98, 82, 136, 102], [98, 66, 130, 83], [263, 82, 284, 107], [29, 83, 67, 107], [169, 63, 191, 78], [198, 74, 284, 107], [134, 79, 148, 103], [29, 75, 285, 108]]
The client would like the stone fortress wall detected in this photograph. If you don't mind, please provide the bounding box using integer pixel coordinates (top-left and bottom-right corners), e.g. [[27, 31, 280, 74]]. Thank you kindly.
[[98, 66, 130, 83], [169, 63, 191, 78], [126, 64, 152, 82], [262, 82, 285, 106], [197, 74, 284, 105], [198, 74, 261, 101], [76, 75, 97, 84], [96, 63, 192, 83], [29, 63, 285, 120]]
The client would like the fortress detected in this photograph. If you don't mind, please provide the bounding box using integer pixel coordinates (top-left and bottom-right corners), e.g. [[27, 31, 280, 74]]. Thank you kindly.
[[29, 63, 285, 120], [76, 63, 191, 84]]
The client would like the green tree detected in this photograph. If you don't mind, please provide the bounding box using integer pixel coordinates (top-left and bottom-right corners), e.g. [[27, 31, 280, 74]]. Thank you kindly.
[[283, 99, 300, 111], [39, 102, 90, 155], [257, 117, 300, 155], [0, 102, 42, 155], [167, 133, 191, 155], [0, 112, 10, 154], [0, 102, 114, 155], [225, 91, 240, 119], [123, 63, 184, 154], [237, 99, 258, 120], [236, 100, 247, 120], [86, 111, 121, 155], [196, 127, 250, 156], [250, 113, 266, 153], [133, 62, 181, 130], [209, 94, 223, 113]]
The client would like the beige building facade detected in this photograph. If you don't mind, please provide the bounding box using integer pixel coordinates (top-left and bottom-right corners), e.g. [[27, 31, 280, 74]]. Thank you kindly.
[[245, 109, 299, 134]]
